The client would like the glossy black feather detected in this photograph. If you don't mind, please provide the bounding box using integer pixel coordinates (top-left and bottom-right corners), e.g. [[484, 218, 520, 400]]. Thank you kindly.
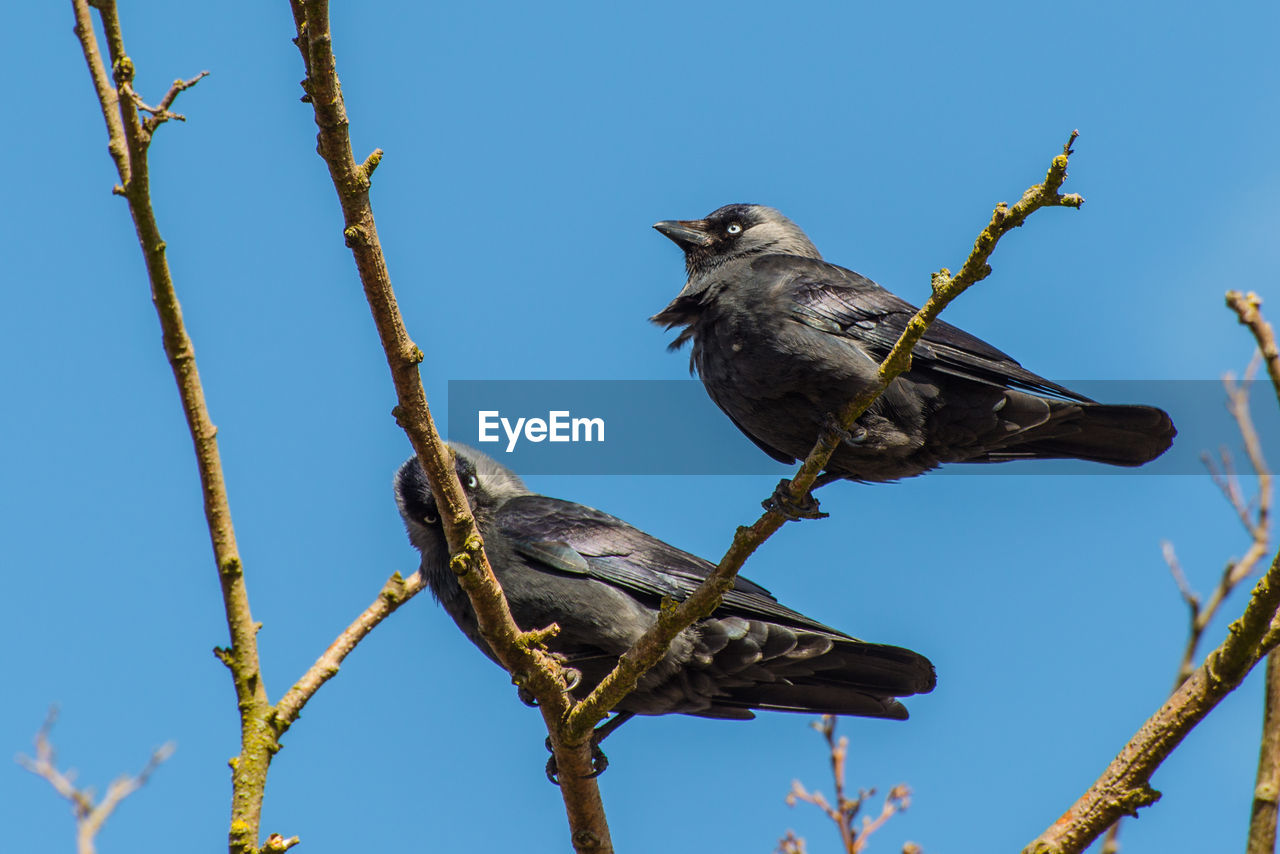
[[499, 494, 841, 632]]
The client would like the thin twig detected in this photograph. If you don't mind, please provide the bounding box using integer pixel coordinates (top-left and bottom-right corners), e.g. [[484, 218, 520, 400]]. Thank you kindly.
[[17, 708, 174, 854], [781, 716, 913, 854], [137, 70, 210, 135], [1229, 293, 1280, 411], [568, 132, 1084, 741], [274, 571, 426, 730]]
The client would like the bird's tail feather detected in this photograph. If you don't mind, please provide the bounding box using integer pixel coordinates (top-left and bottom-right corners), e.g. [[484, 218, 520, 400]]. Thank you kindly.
[[708, 637, 936, 719], [986, 402, 1176, 466]]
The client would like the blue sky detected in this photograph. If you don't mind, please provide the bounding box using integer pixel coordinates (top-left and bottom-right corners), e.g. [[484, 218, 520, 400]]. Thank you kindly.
[[4, 2, 1279, 852]]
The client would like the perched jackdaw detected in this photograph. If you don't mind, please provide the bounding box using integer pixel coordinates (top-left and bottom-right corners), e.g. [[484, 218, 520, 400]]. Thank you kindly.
[[395, 444, 935, 730], [652, 204, 1175, 483]]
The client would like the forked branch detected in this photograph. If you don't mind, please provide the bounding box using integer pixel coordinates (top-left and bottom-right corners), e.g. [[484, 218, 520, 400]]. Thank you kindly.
[[17, 708, 174, 854]]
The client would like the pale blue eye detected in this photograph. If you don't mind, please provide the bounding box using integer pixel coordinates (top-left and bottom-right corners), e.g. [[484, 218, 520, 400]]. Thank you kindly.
[[466, 475, 478, 488], [727, 223, 742, 235]]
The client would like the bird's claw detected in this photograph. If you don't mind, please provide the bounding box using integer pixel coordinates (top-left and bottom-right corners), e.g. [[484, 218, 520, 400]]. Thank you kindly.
[[585, 742, 610, 778], [543, 738, 610, 786], [518, 664, 580, 708], [763, 479, 828, 520], [822, 412, 868, 447], [561, 666, 582, 693]]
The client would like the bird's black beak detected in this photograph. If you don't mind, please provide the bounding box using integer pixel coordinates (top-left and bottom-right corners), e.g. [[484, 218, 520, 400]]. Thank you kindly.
[[653, 219, 713, 251]]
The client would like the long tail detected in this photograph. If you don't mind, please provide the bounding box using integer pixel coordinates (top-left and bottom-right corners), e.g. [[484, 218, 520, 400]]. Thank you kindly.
[[984, 399, 1176, 466], [702, 633, 937, 721]]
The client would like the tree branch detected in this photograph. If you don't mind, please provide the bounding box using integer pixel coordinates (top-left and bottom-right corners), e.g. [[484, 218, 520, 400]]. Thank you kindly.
[[1025, 296, 1280, 854], [69, 5, 435, 851], [1171, 363, 1273, 687], [1105, 357, 1273, 850], [779, 716, 914, 854], [567, 132, 1085, 741], [1228, 292, 1280, 411], [137, 70, 211, 136], [67, 4, 282, 852], [274, 570, 426, 731], [71, 0, 128, 186], [17, 707, 174, 854], [1249, 650, 1280, 854], [284, 2, 607, 850]]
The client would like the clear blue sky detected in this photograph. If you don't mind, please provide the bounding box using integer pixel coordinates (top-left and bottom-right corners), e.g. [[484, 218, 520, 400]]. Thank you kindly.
[[4, 2, 1279, 852]]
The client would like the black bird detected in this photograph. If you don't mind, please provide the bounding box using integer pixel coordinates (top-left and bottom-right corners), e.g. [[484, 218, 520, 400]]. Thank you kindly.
[[652, 204, 1175, 484], [395, 444, 935, 769]]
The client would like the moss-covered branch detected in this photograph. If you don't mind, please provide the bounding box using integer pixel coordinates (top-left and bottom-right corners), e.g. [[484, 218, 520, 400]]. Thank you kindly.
[[284, 2, 610, 850], [67, 5, 280, 852], [69, 4, 441, 851]]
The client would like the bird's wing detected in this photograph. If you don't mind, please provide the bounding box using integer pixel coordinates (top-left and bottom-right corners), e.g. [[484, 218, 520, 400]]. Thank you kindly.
[[497, 495, 843, 633], [722, 408, 797, 464], [770, 255, 1090, 401]]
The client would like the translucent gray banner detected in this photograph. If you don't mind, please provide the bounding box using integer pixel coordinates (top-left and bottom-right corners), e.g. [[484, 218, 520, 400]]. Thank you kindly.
[[446, 380, 1274, 476]]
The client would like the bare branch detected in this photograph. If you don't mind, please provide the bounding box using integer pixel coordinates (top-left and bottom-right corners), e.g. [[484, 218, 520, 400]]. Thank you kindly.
[[68, 3, 283, 851], [781, 716, 914, 854], [275, 571, 426, 730], [1228, 292, 1280, 411], [17, 708, 174, 854], [260, 834, 301, 853], [1027, 299, 1280, 854], [857, 786, 912, 853], [284, 2, 604, 849], [569, 132, 1084, 742], [69, 5, 424, 851], [1249, 651, 1280, 854], [137, 70, 211, 135], [778, 830, 808, 854], [70, 0, 128, 185], [1163, 541, 1198, 611]]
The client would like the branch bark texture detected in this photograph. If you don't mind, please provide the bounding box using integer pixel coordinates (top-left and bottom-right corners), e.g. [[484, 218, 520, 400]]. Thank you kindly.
[[1250, 650, 1280, 854]]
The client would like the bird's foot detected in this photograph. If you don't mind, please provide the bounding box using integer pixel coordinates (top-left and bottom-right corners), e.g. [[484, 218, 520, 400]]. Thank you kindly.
[[543, 712, 634, 785], [543, 737, 610, 786], [517, 662, 581, 707], [561, 665, 582, 694], [762, 479, 828, 520], [822, 412, 868, 447]]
